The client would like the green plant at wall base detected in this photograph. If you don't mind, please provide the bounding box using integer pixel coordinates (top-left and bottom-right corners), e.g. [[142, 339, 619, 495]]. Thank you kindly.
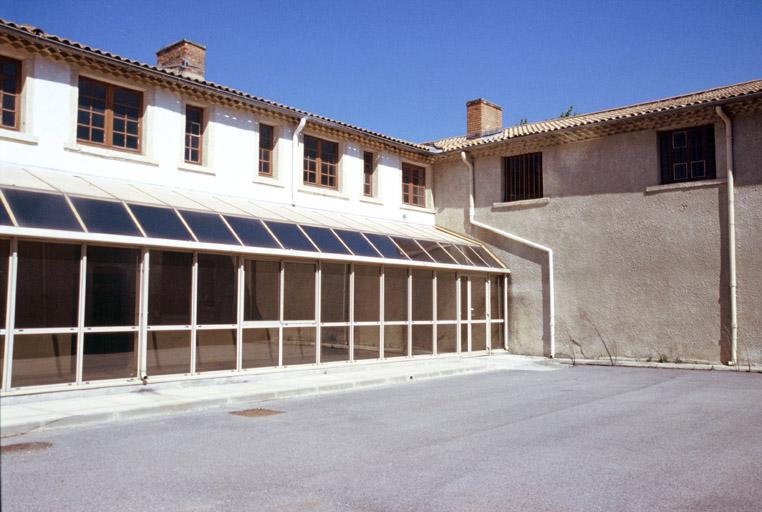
[[646, 355, 652, 362], [658, 354, 669, 363], [674, 357, 683, 364]]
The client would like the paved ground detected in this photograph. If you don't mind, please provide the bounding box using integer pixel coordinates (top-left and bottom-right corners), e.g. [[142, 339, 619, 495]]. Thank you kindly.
[[2, 366, 761, 511]]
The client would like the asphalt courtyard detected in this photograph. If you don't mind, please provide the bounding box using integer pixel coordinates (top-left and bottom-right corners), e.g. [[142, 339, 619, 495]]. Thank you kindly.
[[2, 366, 761, 511]]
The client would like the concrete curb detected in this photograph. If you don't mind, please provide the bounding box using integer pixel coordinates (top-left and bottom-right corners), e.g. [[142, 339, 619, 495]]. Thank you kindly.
[[1, 361, 497, 438], [555, 358, 762, 373]]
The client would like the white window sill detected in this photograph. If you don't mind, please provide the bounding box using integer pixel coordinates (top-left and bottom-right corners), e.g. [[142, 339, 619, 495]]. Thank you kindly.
[[644, 178, 726, 194], [359, 195, 384, 206], [178, 162, 215, 175], [492, 197, 550, 210], [0, 128, 38, 146], [297, 185, 350, 201], [400, 203, 436, 214], [64, 142, 159, 166], [252, 174, 286, 188]]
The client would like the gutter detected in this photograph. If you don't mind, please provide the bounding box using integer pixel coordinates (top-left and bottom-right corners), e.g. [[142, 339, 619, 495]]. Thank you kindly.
[[291, 116, 309, 206], [460, 151, 555, 357], [715, 106, 738, 366]]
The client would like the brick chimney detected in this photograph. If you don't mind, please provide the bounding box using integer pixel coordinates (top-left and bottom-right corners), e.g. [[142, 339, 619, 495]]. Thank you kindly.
[[466, 98, 503, 139], [156, 40, 206, 80]]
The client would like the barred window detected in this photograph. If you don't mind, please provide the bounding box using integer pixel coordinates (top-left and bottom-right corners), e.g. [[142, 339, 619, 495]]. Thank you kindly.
[[259, 124, 275, 176], [402, 163, 426, 207], [363, 151, 375, 196], [1, 56, 21, 130], [77, 77, 142, 151], [184, 105, 204, 164], [659, 125, 715, 184], [503, 152, 542, 202], [303, 135, 339, 189]]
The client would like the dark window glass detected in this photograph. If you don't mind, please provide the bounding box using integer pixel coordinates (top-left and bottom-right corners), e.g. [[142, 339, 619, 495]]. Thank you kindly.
[[284, 262, 315, 321], [196, 329, 236, 372], [354, 325, 379, 360], [197, 254, 237, 325], [0, 199, 12, 225], [0, 239, 7, 327], [85, 246, 139, 327], [15, 242, 80, 328], [503, 152, 543, 202], [472, 277, 487, 320], [2, 188, 82, 232], [70, 197, 141, 237], [354, 265, 380, 322], [82, 332, 137, 381], [461, 245, 489, 266], [300, 225, 350, 254], [437, 324, 457, 354], [392, 237, 432, 262], [472, 246, 501, 268], [303, 135, 339, 189], [659, 125, 716, 184], [282, 327, 316, 366], [244, 260, 279, 321], [402, 163, 426, 207], [417, 240, 456, 264], [11, 334, 77, 387], [77, 76, 142, 151], [184, 106, 203, 164], [321, 326, 349, 363], [128, 204, 192, 241], [441, 244, 471, 265], [436, 271, 457, 321], [179, 210, 239, 245], [147, 331, 190, 376], [334, 230, 380, 257], [384, 324, 407, 358], [491, 275, 504, 320], [363, 151, 374, 196], [412, 325, 433, 355], [259, 124, 275, 176], [412, 269, 433, 321], [384, 267, 407, 322], [321, 263, 349, 323], [265, 221, 315, 251], [224, 216, 280, 249], [0, 56, 21, 130], [364, 233, 408, 259], [472, 322, 487, 351], [242, 328, 279, 368], [149, 251, 192, 325]]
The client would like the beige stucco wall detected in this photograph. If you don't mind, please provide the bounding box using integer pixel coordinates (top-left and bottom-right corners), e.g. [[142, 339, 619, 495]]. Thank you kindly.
[[434, 111, 761, 365]]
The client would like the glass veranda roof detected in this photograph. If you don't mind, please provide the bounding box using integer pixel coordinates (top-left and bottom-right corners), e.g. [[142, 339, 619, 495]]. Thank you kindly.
[[0, 165, 506, 271]]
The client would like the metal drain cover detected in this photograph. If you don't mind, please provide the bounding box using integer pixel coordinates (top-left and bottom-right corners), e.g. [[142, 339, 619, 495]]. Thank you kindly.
[[1, 442, 52, 454], [229, 408, 283, 418]]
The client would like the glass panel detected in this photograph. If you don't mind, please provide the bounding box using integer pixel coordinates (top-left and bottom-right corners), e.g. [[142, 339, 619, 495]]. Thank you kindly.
[[437, 324, 457, 353], [196, 329, 236, 372], [334, 230, 379, 257], [443, 244, 472, 265], [472, 323, 487, 351], [418, 240, 456, 264], [82, 332, 137, 381], [461, 324, 468, 352], [70, 197, 141, 237], [242, 328, 279, 368], [491, 323, 504, 350], [284, 262, 315, 321], [128, 204, 193, 241], [0, 240, 5, 328], [282, 327, 315, 366], [11, 333, 76, 387], [2, 188, 82, 232], [149, 251, 192, 325], [197, 254, 237, 325], [178, 210, 239, 245], [321, 326, 349, 363], [244, 260, 279, 321], [384, 325, 407, 358], [473, 246, 501, 268], [264, 221, 315, 251], [146, 330, 190, 376], [412, 324, 433, 355], [384, 267, 407, 322], [392, 237, 432, 262], [412, 269, 433, 321], [85, 246, 139, 327], [354, 265, 379, 322], [461, 245, 488, 266], [436, 272, 457, 321], [364, 233, 407, 259], [321, 263, 349, 323], [490, 276, 504, 320], [471, 278, 486, 320], [0, 335, 3, 387], [225, 216, 280, 249], [300, 225, 350, 254], [15, 242, 80, 328], [0, 200, 12, 225], [354, 326, 379, 360]]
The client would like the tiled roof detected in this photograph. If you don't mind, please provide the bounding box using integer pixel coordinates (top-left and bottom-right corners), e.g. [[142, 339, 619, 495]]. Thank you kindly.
[[429, 79, 762, 151], [0, 19, 432, 154]]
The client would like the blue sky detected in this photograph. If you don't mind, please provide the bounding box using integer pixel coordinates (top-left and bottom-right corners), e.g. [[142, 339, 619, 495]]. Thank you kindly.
[[3, 0, 762, 142]]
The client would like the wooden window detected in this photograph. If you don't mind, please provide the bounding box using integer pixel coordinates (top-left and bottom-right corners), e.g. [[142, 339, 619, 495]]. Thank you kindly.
[[402, 163, 426, 207], [184, 105, 204, 164], [502, 152, 543, 202], [363, 151, 375, 196], [77, 77, 142, 151], [259, 124, 274, 176], [659, 125, 715, 184], [303, 134, 339, 189], [1, 56, 21, 130]]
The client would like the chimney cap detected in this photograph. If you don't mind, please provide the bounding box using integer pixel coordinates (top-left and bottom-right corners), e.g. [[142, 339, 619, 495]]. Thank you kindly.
[[156, 39, 207, 56], [466, 98, 502, 111]]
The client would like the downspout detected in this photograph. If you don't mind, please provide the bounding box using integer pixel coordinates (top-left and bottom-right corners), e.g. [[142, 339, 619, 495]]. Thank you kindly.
[[291, 116, 309, 206], [715, 106, 737, 366], [460, 151, 556, 358]]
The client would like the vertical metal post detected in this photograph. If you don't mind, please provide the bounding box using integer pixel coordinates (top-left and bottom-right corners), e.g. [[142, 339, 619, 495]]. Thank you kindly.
[[432, 271, 437, 355], [190, 252, 198, 374], [407, 268, 412, 357], [278, 261, 284, 367], [466, 276, 472, 353], [379, 266, 384, 359], [485, 277, 492, 351], [503, 274, 509, 351], [315, 262, 321, 364], [455, 273, 461, 355], [349, 264, 355, 362], [75, 243, 87, 384], [138, 248, 150, 379], [2, 239, 18, 391], [236, 256, 245, 371]]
